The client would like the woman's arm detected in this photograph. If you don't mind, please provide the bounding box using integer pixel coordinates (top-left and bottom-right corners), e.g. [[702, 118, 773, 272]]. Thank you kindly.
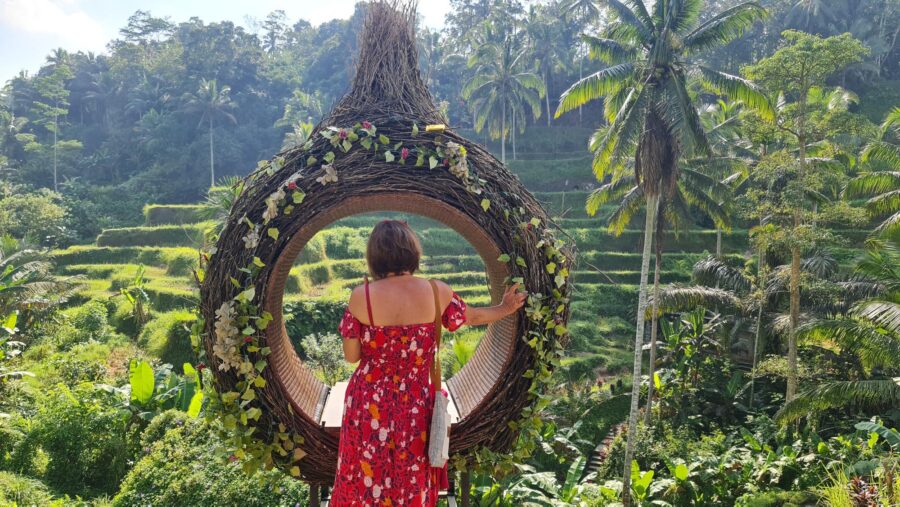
[[341, 286, 363, 363], [465, 283, 526, 326]]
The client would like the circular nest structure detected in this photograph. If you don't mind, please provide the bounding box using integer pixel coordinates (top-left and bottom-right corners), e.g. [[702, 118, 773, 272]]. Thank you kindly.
[[199, 1, 573, 484]]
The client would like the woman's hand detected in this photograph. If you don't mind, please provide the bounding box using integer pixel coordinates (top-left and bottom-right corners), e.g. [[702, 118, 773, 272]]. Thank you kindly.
[[500, 283, 526, 315]]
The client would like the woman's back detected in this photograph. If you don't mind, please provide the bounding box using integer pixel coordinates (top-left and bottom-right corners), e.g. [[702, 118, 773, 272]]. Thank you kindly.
[[331, 274, 466, 506]]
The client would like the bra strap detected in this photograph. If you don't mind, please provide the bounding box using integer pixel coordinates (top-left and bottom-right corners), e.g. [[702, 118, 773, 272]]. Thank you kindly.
[[364, 275, 375, 326]]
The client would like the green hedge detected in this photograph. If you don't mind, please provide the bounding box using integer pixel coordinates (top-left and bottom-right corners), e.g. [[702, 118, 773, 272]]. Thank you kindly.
[[96, 224, 208, 248], [143, 204, 210, 226], [140, 310, 197, 372], [52, 246, 198, 276]]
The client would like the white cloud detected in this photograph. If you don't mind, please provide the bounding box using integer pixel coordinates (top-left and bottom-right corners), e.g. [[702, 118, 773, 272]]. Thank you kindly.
[[0, 0, 108, 50]]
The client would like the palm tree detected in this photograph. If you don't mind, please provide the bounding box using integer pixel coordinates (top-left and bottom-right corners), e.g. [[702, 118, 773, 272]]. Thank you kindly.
[[554, 0, 771, 502], [846, 109, 900, 237], [775, 239, 900, 423], [587, 156, 741, 426], [281, 121, 314, 151], [525, 7, 566, 126], [181, 79, 237, 187], [0, 249, 79, 330], [462, 33, 545, 164]]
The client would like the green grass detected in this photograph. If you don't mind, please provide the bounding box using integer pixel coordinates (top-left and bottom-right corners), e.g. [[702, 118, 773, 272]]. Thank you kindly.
[[143, 204, 210, 226], [96, 223, 210, 248]]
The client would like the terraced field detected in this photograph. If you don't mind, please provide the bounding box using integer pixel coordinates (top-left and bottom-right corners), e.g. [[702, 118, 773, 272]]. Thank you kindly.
[[54, 127, 880, 385]]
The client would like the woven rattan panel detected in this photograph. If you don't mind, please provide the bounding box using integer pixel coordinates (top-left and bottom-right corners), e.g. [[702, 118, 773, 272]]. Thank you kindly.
[[263, 192, 516, 425]]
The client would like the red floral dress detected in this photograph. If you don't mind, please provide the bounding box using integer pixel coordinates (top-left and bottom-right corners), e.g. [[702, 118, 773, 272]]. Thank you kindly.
[[330, 285, 467, 507]]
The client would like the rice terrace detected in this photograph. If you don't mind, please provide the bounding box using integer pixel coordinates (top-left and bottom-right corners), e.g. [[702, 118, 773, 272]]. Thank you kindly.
[[0, 0, 898, 505]]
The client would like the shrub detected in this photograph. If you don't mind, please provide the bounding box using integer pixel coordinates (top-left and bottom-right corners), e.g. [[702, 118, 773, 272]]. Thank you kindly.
[[0, 471, 58, 506], [113, 412, 307, 507], [283, 300, 347, 348], [139, 310, 197, 372], [0, 190, 70, 246], [31, 383, 130, 497]]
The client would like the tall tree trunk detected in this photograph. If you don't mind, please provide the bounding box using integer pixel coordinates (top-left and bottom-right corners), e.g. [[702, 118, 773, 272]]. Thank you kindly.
[[750, 248, 766, 409], [53, 106, 59, 192], [644, 246, 662, 426], [209, 115, 215, 187], [716, 229, 722, 257], [787, 242, 800, 401], [545, 69, 552, 127], [622, 193, 659, 507], [512, 112, 517, 161], [501, 101, 506, 164]]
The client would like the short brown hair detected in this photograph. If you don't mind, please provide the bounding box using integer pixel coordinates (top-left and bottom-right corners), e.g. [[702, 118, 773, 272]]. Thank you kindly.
[[366, 220, 422, 279]]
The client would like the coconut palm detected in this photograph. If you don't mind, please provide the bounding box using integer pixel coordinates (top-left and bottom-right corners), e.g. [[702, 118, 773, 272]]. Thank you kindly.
[[181, 79, 237, 187], [776, 239, 900, 423], [525, 6, 567, 126], [0, 249, 79, 330], [846, 109, 900, 237], [462, 33, 546, 164], [554, 0, 771, 501], [587, 155, 742, 425]]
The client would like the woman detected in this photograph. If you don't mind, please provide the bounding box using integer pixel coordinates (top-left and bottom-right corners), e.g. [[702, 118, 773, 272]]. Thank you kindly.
[[329, 219, 525, 506]]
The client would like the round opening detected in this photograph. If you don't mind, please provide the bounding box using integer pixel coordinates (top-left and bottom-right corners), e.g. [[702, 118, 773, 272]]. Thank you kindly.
[[281, 211, 490, 383], [262, 193, 518, 431]]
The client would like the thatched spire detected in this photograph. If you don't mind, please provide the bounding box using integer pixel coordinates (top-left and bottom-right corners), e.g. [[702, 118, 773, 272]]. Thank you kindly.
[[325, 1, 444, 126]]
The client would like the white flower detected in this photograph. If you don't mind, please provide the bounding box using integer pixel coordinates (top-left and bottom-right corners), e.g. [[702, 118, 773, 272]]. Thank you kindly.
[[263, 188, 286, 223], [242, 227, 260, 249], [379, 428, 388, 441], [373, 485, 382, 498], [370, 418, 379, 430], [212, 301, 242, 371], [316, 164, 338, 185]]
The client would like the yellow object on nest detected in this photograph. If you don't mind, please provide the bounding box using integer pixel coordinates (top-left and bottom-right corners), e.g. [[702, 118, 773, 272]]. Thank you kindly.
[[425, 124, 446, 133]]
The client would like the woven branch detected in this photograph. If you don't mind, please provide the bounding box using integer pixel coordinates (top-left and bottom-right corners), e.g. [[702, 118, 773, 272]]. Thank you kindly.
[[199, 0, 574, 484]]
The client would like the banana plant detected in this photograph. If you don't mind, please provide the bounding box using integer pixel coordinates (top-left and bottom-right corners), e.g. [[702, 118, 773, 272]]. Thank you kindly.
[[96, 359, 203, 425]]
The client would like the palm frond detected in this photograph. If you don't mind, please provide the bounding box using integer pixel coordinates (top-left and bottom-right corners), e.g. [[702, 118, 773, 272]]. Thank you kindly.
[[586, 175, 637, 216], [866, 189, 900, 217], [555, 63, 636, 117], [604, 0, 654, 46], [698, 67, 773, 120], [582, 35, 639, 65], [776, 380, 900, 424], [852, 301, 900, 335], [683, 2, 768, 53], [607, 185, 645, 235], [861, 141, 900, 166], [798, 318, 900, 368], [844, 171, 900, 198], [693, 256, 751, 292], [650, 285, 742, 315]]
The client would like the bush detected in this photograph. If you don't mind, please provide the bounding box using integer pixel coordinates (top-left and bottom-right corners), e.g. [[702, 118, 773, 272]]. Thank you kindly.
[[283, 300, 347, 351], [31, 384, 130, 497], [143, 204, 209, 226], [0, 471, 58, 506], [113, 412, 307, 507], [0, 190, 70, 246], [139, 310, 197, 372], [54, 300, 117, 350], [735, 490, 819, 507], [96, 224, 207, 248]]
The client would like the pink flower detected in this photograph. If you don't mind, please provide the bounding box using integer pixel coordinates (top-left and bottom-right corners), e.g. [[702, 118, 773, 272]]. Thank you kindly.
[[197, 362, 206, 371], [443, 158, 449, 167], [361, 121, 372, 130], [401, 147, 410, 160], [287, 181, 298, 191], [338, 129, 348, 140], [244, 336, 253, 343], [228, 454, 238, 462]]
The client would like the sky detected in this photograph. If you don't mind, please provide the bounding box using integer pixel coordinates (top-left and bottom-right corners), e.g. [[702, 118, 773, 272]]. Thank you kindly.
[[0, 0, 451, 82]]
